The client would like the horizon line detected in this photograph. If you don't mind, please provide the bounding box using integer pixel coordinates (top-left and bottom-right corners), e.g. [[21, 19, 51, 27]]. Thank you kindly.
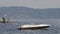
[[0, 6, 60, 9]]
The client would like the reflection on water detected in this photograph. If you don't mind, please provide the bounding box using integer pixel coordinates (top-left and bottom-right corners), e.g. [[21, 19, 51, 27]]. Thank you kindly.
[[0, 20, 60, 34]]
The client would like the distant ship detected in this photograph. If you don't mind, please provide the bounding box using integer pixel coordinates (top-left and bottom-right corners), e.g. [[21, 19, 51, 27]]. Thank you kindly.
[[18, 24, 50, 30], [0, 14, 9, 23], [0, 17, 8, 23]]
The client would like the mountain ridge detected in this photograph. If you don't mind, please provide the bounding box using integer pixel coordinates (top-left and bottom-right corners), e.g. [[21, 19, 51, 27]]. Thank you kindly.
[[0, 6, 60, 19]]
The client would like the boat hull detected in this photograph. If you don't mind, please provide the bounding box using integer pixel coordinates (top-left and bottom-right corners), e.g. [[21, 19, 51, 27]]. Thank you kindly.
[[18, 26, 50, 30]]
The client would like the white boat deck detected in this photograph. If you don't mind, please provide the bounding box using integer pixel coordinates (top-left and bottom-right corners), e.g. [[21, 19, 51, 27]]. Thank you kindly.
[[20, 24, 50, 28]]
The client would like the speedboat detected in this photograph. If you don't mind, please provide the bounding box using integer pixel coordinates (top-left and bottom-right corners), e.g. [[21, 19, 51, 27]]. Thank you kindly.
[[18, 24, 50, 30], [0, 18, 8, 23]]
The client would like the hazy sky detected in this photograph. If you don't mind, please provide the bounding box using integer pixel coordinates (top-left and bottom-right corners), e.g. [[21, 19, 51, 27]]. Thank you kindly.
[[0, 0, 60, 8]]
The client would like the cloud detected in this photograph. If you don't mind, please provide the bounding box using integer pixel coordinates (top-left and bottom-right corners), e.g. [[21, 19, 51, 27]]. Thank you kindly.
[[0, 0, 60, 8]]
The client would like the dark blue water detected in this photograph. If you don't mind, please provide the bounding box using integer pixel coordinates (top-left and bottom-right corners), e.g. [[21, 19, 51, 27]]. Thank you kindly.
[[0, 7, 60, 34], [0, 19, 60, 34]]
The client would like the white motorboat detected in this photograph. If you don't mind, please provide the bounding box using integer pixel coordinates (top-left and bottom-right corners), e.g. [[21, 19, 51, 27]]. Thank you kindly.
[[18, 24, 50, 30]]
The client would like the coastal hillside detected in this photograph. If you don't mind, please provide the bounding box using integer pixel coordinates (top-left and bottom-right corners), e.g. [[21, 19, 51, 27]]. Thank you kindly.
[[0, 6, 60, 19]]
